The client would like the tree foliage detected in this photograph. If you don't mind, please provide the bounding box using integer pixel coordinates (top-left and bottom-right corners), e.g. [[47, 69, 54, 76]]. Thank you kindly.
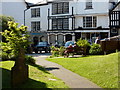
[[0, 15, 14, 31], [0, 15, 15, 42], [1, 21, 30, 59], [76, 38, 90, 48]]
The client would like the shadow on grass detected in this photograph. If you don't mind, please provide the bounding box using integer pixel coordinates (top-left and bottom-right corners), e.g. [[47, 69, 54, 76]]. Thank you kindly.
[[2, 68, 11, 88], [29, 63, 60, 72], [1, 67, 50, 89], [45, 67, 59, 71], [28, 63, 50, 74]]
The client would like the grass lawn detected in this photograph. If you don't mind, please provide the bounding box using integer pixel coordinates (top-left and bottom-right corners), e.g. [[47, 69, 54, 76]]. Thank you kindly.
[[47, 52, 119, 88], [0, 61, 68, 88]]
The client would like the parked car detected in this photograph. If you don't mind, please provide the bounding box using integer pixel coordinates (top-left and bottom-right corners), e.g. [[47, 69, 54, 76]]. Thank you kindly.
[[34, 42, 51, 53], [65, 41, 75, 48]]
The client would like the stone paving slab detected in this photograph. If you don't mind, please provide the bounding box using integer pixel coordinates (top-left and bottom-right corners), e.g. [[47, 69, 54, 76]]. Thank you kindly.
[[34, 55, 102, 89]]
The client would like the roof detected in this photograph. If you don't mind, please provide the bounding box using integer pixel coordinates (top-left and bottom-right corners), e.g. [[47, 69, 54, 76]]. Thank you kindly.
[[25, 0, 73, 7], [110, 1, 120, 13]]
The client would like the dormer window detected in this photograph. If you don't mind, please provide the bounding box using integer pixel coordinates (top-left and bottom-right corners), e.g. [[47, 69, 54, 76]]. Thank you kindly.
[[85, 0, 93, 9], [52, 2, 69, 15]]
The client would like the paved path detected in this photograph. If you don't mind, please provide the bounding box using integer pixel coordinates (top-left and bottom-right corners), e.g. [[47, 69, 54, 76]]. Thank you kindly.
[[32, 54, 101, 88]]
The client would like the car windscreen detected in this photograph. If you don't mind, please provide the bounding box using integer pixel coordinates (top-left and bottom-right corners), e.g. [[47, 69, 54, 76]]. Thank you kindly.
[[38, 42, 47, 45]]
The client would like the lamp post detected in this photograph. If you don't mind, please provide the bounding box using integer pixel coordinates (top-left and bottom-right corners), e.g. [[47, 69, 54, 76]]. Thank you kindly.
[[24, 6, 30, 26]]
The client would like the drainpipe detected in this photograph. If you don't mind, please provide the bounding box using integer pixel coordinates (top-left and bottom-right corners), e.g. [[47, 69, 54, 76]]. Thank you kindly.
[[24, 6, 30, 26]]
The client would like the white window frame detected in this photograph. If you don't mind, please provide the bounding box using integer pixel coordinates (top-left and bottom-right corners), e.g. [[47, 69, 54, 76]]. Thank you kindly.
[[31, 21, 41, 31], [83, 16, 97, 28], [31, 8, 40, 17]]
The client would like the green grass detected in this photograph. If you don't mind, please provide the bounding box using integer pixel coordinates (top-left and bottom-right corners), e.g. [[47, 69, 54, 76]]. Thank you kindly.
[[47, 52, 119, 88], [0, 61, 68, 88]]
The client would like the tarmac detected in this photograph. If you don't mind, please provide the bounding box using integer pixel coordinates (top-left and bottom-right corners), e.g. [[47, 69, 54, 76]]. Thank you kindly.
[[33, 54, 102, 89]]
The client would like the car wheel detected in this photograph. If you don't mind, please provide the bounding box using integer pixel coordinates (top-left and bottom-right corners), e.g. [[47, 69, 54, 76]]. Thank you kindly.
[[40, 51, 42, 53], [45, 49, 48, 53], [35, 49, 38, 53]]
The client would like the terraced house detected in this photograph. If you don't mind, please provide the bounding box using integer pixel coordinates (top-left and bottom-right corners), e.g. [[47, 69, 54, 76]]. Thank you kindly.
[[25, 0, 118, 46]]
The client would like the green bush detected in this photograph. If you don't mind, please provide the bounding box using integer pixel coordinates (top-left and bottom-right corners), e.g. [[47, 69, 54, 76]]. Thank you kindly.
[[0, 51, 9, 61], [59, 46, 66, 56], [25, 55, 35, 64], [77, 38, 90, 48], [52, 51, 59, 57], [76, 39, 90, 55], [89, 44, 102, 55], [51, 46, 65, 57]]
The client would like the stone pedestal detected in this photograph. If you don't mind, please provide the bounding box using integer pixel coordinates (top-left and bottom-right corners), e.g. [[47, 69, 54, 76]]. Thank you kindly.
[[11, 48, 28, 88]]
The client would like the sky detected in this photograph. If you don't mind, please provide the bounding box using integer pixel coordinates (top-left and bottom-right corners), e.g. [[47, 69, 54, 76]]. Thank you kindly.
[[26, 0, 120, 3], [26, 0, 44, 3]]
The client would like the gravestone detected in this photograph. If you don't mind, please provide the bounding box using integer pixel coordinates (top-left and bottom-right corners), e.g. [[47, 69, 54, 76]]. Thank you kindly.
[[11, 48, 28, 88]]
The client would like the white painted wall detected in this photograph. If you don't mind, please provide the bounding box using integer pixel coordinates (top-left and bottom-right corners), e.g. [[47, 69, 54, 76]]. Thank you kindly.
[[26, 4, 51, 31], [1, 0, 27, 26], [97, 15, 109, 28], [26, 0, 118, 32]]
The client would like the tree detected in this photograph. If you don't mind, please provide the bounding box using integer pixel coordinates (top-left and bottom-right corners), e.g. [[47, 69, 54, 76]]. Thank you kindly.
[[1, 21, 30, 59], [0, 15, 14, 31], [0, 15, 14, 42]]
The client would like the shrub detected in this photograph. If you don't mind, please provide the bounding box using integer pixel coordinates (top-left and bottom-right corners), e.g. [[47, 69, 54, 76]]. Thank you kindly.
[[89, 44, 102, 55], [0, 51, 9, 61], [59, 46, 66, 56], [77, 39, 90, 55], [50, 46, 66, 57], [77, 38, 90, 48], [25, 55, 36, 64], [52, 47, 60, 57], [52, 51, 59, 57]]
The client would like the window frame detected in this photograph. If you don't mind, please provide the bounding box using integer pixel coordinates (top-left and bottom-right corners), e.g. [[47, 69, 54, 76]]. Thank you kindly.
[[83, 16, 97, 28], [52, 2, 69, 15], [111, 28, 118, 33], [31, 8, 40, 18], [52, 18, 69, 30], [85, 0, 93, 9], [31, 21, 41, 31]]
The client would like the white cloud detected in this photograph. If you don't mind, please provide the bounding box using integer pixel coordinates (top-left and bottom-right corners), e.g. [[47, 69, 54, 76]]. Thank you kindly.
[[26, 0, 43, 3]]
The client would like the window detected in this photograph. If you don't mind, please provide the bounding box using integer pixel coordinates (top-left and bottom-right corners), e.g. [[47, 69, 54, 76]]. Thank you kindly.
[[86, 0, 93, 9], [52, 2, 69, 14], [83, 16, 97, 28], [111, 28, 117, 33], [31, 21, 40, 31], [31, 8, 40, 17], [52, 19, 69, 30], [63, 19, 69, 29], [52, 19, 57, 30], [58, 19, 63, 29]]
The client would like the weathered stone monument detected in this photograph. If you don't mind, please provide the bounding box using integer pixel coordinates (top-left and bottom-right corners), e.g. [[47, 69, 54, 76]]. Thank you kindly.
[[11, 48, 28, 88]]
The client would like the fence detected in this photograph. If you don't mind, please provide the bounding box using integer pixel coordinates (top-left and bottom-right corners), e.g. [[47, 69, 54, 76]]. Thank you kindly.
[[100, 35, 120, 54]]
